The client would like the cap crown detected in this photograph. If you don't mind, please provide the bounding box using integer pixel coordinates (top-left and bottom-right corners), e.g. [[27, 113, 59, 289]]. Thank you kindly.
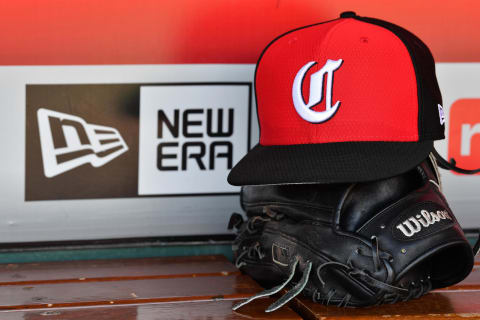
[[255, 15, 444, 146]]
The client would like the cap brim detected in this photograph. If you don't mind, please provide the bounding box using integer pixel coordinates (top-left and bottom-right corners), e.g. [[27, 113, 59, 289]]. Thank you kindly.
[[228, 141, 433, 185]]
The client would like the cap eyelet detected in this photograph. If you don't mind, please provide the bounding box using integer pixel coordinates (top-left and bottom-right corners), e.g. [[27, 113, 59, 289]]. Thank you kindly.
[[340, 11, 357, 18]]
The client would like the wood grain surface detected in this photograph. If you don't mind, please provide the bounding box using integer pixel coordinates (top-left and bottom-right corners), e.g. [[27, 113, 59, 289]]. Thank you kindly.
[[0, 273, 262, 310], [0, 254, 478, 319], [0, 255, 238, 285], [0, 255, 303, 319], [0, 299, 302, 320], [294, 291, 480, 319]]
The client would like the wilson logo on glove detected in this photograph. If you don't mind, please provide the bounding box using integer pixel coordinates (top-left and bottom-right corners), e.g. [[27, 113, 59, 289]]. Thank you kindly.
[[395, 209, 453, 238], [292, 59, 343, 123]]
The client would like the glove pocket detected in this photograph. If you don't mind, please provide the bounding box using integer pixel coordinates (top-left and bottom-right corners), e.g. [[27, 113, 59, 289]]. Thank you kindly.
[[356, 182, 474, 290]]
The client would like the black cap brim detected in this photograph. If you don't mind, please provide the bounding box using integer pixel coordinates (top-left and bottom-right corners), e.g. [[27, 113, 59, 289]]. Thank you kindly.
[[228, 141, 433, 185]]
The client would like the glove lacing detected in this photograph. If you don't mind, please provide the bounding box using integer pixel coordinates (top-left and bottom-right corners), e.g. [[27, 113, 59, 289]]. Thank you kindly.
[[311, 236, 432, 306], [233, 257, 314, 312], [235, 241, 265, 269], [231, 215, 432, 311], [231, 212, 277, 270], [232, 212, 314, 312]]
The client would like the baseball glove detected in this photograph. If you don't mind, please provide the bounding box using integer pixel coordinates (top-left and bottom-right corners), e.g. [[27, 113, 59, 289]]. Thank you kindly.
[[229, 156, 478, 311]]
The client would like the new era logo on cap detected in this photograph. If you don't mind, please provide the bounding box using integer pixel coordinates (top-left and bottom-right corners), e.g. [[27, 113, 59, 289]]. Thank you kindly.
[[228, 12, 444, 185], [438, 104, 446, 125]]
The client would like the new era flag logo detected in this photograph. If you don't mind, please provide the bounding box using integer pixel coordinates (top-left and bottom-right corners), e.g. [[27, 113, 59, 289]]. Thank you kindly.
[[37, 108, 129, 177]]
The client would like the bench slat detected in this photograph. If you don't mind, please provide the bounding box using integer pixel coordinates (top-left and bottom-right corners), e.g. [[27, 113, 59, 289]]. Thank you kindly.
[[0, 255, 237, 285], [0, 299, 302, 320], [0, 274, 261, 310], [293, 291, 480, 319]]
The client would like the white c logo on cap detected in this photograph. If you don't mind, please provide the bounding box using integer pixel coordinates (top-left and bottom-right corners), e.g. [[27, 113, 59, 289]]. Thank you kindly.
[[292, 59, 343, 123]]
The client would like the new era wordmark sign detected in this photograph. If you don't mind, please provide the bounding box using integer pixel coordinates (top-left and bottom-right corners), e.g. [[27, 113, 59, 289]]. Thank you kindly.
[[25, 83, 251, 200], [138, 84, 251, 195]]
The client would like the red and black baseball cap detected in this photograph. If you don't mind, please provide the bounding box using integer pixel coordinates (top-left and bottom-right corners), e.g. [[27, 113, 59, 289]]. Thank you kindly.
[[228, 11, 445, 185]]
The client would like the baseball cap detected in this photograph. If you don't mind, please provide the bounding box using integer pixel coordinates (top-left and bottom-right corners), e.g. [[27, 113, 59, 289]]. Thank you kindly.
[[228, 11, 445, 185]]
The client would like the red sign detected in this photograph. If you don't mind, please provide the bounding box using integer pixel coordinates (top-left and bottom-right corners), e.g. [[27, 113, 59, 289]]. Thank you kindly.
[[448, 99, 480, 175], [0, 0, 479, 65]]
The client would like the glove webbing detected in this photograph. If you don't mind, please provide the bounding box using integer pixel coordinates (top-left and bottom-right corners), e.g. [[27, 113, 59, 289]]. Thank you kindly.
[[232, 218, 427, 311]]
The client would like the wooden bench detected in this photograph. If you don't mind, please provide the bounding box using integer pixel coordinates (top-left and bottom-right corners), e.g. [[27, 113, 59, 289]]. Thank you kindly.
[[0, 255, 477, 319], [293, 259, 480, 319], [0, 255, 300, 319]]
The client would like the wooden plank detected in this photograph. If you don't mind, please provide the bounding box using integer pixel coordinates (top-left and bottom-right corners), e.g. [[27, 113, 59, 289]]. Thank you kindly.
[[0, 255, 238, 285], [293, 291, 480, 320], [0, 299, 302, 320], [0, 274, 261, 310]]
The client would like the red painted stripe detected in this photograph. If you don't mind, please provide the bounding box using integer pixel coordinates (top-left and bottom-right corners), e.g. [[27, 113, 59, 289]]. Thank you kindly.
[[0, 0, 479, 65]]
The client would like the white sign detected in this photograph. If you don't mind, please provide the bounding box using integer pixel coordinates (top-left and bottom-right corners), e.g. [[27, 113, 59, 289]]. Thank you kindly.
[[138, 84, 251, 195]]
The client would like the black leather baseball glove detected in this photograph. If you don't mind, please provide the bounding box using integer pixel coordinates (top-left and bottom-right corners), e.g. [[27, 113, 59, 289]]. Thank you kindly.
[[229, 156, 478, 311]]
